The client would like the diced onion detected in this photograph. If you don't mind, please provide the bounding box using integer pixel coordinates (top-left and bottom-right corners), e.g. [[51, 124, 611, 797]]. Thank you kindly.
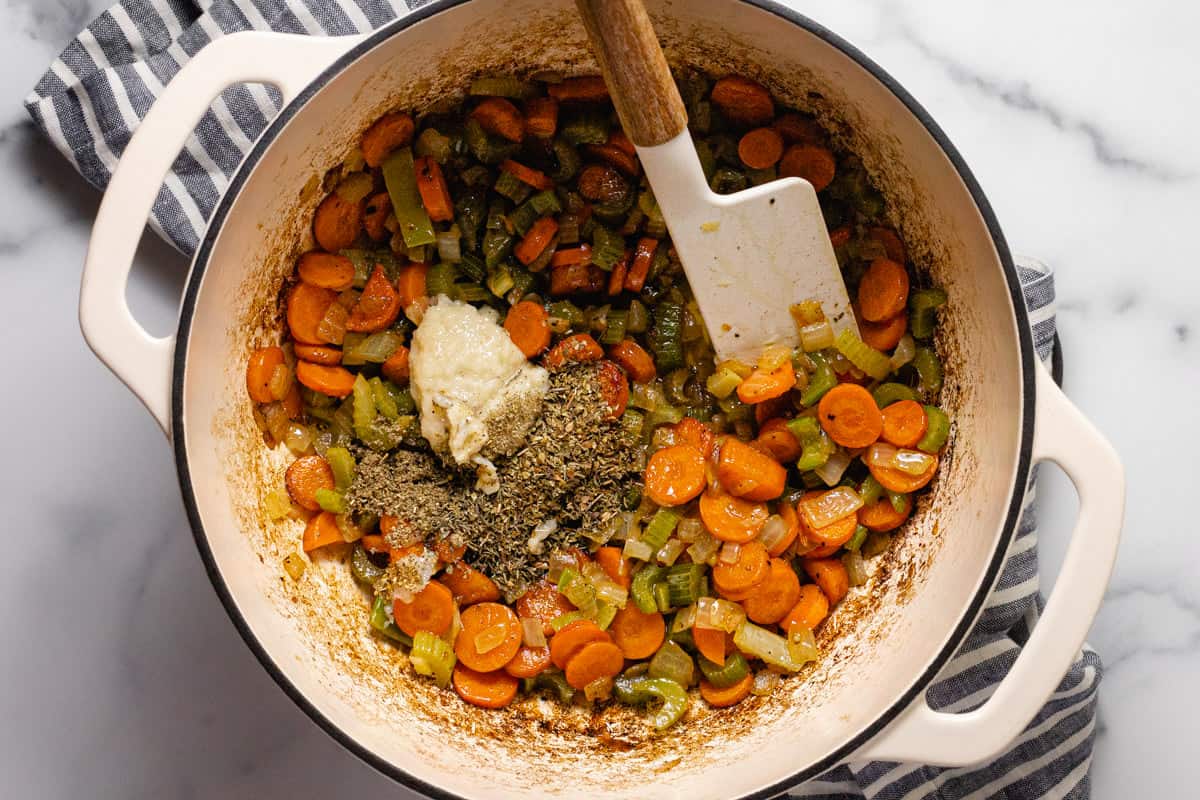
[[758, 514, 790, 553], [675, 517, 705, 543], [335, 513, 364, 543], [546, 548, 575, 582], [799, 486, 864, 530], [843, 550, 868, 587], [475, 626, 507, 654], [522, 617, 547, 648], [686, 529, 721, 566], [436, 228, 462, 262], [864, 443, 936, 476], [785, 623, 819, 666], [260, 401, 291, 444], [695, 597, 746, 633], [671, 604, 698, 632], [656, 538, 687, 566], [268, 363, 292, 401], [629, 381, 663, 412], [527, 519, 557, 555], [284, 423, 313, 456], [584, 676, 614, 702], [751, 670, 781, 696], [799, 320, 834, 352], [316, 301, 348, 345], [890, 333, 917, 371], [757, 344, 793, 372], [719, 542, 742, 564], [813, 448, 853, 487], [263, 490, 297, 522], [622, 537, 654, 562]]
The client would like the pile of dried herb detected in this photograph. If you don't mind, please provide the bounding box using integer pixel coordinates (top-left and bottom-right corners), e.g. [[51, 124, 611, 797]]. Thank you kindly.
[[346, 363, 638, 600]]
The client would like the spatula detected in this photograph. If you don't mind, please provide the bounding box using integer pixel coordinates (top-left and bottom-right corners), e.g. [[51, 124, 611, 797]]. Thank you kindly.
[[575, 0, 858, 363]]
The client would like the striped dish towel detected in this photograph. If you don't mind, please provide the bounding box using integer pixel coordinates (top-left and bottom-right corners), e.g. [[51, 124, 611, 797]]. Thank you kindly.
[[24, 3, 1100, 797]]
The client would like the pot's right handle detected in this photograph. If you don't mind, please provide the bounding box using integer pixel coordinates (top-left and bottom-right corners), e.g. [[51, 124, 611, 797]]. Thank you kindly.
[[856, 359, 1123, 765], [80, 31, 363, 436]]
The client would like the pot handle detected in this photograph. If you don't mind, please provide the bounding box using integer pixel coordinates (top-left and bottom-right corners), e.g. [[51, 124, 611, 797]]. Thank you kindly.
[[80, 31, 365, 435], [856, 358, 1123, 765]]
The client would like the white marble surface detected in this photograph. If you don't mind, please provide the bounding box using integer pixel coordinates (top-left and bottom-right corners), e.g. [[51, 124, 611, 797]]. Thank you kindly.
[[0, 1, 1195, 797]]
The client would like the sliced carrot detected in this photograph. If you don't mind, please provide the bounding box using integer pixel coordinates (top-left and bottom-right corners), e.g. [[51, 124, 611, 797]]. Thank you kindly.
[[828, 225, 852, 248], [737, 361, 795, 405], [381, 344, 410, 384], [293, 344, 342, 366], [393, 580, 455, 637], [770, 500, 802, 557], [513, 217, 559, 266], [818, 383, 884, 448], [693, 626, 727, 665], [361, 112, 414, 168], [550, 244, 592, 268], [583, 143, 639, 176], [285, 454, 334, 511], [414, 155, 454, 222], [607, 255, 629, 296], [455, 602, 522, 672], [802, 511, 858, 549], [504, 645, 552, 679], [596, 360, 629, 419], [624, 236, 657, 293], [517, 580, 577, 637], [453, 663, 519, 709], [716, 436, 787, 501], [778, 144, 836, 192], [881, 400, 928, 448], [246, 346, 285, 403], [753, 395, 790, 426], [361, 535, 390, 555], [471, 97, 524, 142], [673, 416, 716, 459], [396, 263, 428, 310], [742, 558, 802, 625], [439, 562, 501, 606], [857, 258, 910, 322], [643, 444, 707, 507], [549, 261, 605, 295], [710, 75, 774, 127], [363, 191, 392, 242], [700, 489, 769, 544], [502, 300, 551, 358], [868, 226, 907, 263], [860, 311, 908, 352], [549, 619, 610, 670], [565, 640, 625, 690], [500, 159, 554, 190], [595, 546, 632, 589], [801, 541, 843, 559], [712, 539, 769, 597], [804, 558, 850, 605], [312, 192, 363, 252], [607, 129, 636, 156], [753, 418, 802, 462], [302, 511, 343, 553], [392, 543, 427, 561], [432, 537, 467, 564], [700, 673, 754, 708], [738, 127, 785, 169], [547, 76, 609, 103], [577, 165, 626, 203], [868, 453, 939, 494], [379, 515, 400, 537], [295, 361, 356, 398], [347, 265, 402, 333], [286, 282, 337, 345], [298, 252, 355, 291], [772, 113, 825, 145], [542, 333, 604, 369], [608, 604, 665, 660], [859, 495, 912, 532], [523, 96, 559, 138], [781, 583, 830, 631]]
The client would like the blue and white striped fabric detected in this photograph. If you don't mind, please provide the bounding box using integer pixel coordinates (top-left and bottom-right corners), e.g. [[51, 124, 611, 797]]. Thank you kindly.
[[24, 4, 1099, 797]]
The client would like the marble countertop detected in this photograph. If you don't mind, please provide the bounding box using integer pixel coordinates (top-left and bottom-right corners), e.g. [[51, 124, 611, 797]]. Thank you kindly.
[[0, 1, 1194, 797]]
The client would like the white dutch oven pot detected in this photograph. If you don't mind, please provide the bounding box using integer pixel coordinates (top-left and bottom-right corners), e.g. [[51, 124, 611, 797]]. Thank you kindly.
[[80, 2, 1124, 798]]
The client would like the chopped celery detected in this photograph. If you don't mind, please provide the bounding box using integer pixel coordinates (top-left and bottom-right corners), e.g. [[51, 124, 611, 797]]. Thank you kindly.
[[370, 377, 399, 421], [649, 302, 685, 372], [918, 405, 950, 452], [872, 382, 921, 408], [455, 186, 487, 250], [785, 623, 820, 667], [454, 283, 491, 303], [351, 545, 385, 585], [314, 488, 347, 514], [590, 225, 626, 272], [381, 147, 436, 249], [642, 507, 682, 550], [352, 374, 375, 441], [645, 403, 685, 429], [458, 252, 486, 283], [835, 328, 892, 381], [342, 330, 403, 366], [549, 138, 582, 183], [613, 674, 655, 705], [385, 382, 416, 414], [789, 416, 835, 471], [550, 610, 589, 632], [862, 532, 892, 559], [846, 524, 870, 552], [561, 108, 609, 145], [664, 563, 706, 607], [548, 300, 585, 330], [909, 287, 948, 340], [631, 564, 665, 613], [486, 264, 515, 297], [531, 670, 575, 703], [888, 490, 910, 514], [859, 475, 885, 507], [557, 567, 598, 617], [463, 118, 518, 164], [733, 621, 806, 672], [710, 167, 748, 194], [370, 594, 412, 645], [325, 446, 355, 492], [648, 640, 696, 687], [494, 170, 532, 204], [800, 352, 837, 406], [529, 189, 562, 216], [705, 366, 743, 399], [698, 652, 750, 689], [694, 137, 717, 181], [654, 582, 673, 613], [425, 262, 459, 299], [912, 346, 944, 397], [600, 310, 628, 346], [410, 630, 456, 688], [414, 127, 453, 163], [595, 600, 618, 630], [627, 299, 650, 333], [644, 678, 689, 729], [482, 227, 514, 268]]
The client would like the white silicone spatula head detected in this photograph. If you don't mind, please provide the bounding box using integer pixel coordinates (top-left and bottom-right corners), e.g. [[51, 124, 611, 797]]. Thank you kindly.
[[576, 0, 859, 364]]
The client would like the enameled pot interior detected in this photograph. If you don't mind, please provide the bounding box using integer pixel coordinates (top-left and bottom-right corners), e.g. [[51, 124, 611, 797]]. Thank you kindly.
[[175, 1, 1029, 797]]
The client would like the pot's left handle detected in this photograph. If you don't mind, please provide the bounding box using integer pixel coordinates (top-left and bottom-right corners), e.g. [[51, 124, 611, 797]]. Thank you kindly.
[[80, 31, 365, 436]]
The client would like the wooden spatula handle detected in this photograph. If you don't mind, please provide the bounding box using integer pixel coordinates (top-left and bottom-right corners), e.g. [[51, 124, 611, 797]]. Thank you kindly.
[[575, 0, 688, 147]]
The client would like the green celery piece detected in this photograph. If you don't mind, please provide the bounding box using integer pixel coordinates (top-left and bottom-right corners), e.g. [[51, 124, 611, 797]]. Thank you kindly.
[[532, 670, 575, 703], [314, 488, 346, 514], [912, 346, 944, 397], [859, 475, 885, 507], [370, 377, 399, 421], [369, 595, 412, 645], [846, 524, 870, 552], [613, 674, 655, 705], [410, 630, 456, 688], [649, 302, 685, 372], [909, 287, 948, 340], [351, 374, 376, 441], [645, 678, 689, 729], [789, 416, 834, 471], [697, 651, 750, 688], [350, 545, 385, 585], [648, 640, 696, 686], [654, 582, 673, 613], [799, 352, 837, 407], [888, 490, 910, 514], [642, 507, 682, 550], [631, 564, 666, 614], [381, 147, 436, 249], [873, 382, 921, 408], [325, 446, 356, 492], [664, 563, 706, 607], [918, 405, 950, 452]]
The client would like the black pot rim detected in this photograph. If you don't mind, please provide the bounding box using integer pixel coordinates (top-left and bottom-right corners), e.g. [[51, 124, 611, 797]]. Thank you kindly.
[[171, 2, 1036, 797]]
